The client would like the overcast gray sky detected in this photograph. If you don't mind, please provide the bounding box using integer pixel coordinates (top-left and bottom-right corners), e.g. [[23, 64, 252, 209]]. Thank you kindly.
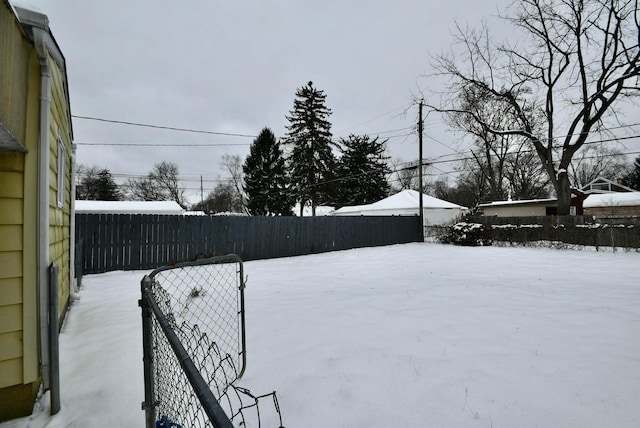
[[22, 1, 640, 203]]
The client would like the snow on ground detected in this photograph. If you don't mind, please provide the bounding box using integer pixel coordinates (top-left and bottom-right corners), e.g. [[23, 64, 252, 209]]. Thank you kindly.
[[2, 243, 639, 427]]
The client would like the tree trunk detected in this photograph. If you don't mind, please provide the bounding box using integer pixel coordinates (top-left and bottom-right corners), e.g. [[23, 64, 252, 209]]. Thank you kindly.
[[556, 171, 572, 215]]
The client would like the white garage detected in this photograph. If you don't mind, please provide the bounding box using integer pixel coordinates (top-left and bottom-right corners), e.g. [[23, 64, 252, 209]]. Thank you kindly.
[[332, 189, 467, 226]]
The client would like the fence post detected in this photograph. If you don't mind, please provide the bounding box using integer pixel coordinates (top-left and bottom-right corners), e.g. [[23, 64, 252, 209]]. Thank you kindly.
[[140, 275, 156, 428]]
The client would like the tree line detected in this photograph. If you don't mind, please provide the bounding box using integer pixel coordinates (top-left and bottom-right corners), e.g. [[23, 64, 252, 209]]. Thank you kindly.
[[76, 145, 640, 216], [77, 0, 640, 214], [76, 81, 392, 215]]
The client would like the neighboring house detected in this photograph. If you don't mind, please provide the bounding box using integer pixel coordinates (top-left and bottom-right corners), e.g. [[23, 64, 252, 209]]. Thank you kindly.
[[479, 195, 588, 217], [0, 3, 74, 421], [332, 189, 468, 226], [580, 177, 636, 194], [480, 198, 564, 217], [583, 192, 640, 217], [75, 200, 186, 215], [479, 177, 635, 218]]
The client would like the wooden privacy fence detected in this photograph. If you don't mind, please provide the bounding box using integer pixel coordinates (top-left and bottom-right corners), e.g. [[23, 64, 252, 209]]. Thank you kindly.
[[465, 215, 640, 249], [75, 214, 422, 274]]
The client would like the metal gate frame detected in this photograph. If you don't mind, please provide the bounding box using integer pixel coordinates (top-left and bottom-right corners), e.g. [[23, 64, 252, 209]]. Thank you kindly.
[[140, 254, 246, 428]]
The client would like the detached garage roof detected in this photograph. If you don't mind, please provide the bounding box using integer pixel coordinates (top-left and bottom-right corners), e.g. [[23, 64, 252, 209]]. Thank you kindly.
[[75, 200, 185, 214], [583, 192, 640, 208], [478, 198, 557, 208], [334, 189, 466, 214], [373, 189, 466, 210]]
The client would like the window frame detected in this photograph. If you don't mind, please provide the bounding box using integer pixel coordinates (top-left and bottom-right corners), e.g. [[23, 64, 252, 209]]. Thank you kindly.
[[57, 133, 67, 209]]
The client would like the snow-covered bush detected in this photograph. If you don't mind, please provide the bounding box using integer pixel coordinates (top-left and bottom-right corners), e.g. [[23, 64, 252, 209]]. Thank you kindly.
[[439, 222, 492, 246]]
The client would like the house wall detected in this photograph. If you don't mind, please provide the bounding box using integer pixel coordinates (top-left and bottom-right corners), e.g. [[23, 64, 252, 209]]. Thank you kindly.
[[0, 5, 73, 419], [584, 206, 640, 217], [0, 1, 30, 147], [0, 152, 26, 388], [47, 51, 72, 322], [482, 204, 549, 217], [0, 31, 41, 421]]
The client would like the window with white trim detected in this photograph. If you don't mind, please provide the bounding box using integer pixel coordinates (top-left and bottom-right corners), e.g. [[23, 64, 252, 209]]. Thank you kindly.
[[57, 134, 66, 208]]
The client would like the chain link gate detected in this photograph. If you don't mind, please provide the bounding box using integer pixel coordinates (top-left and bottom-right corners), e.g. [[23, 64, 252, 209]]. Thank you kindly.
[[140, 255, 284, 427]]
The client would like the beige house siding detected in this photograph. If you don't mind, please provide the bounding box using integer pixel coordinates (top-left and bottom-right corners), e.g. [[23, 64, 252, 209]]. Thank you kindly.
[[584, 206, 640, 217], [482, 204, 550, 217]]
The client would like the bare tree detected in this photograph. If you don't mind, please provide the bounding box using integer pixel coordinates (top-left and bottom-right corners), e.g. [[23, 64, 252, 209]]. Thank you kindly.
[[446, 85, 519, 200], [125, 161, 187, 208], [192, 182, 244, 214], [445, 83, 551, 201], [390, 158, 420, 191], [568, 143, 630, 187], [505, 148, 550, 200], [429, 0, 640, 214], [221, 154, 247, 214]]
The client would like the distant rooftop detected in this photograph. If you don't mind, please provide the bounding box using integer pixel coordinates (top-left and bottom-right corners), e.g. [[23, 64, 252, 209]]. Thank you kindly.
[[478, 198, 557, 208], [583, 192, 640, 208], [580, 177, 636, 194], [75, 200, 185, 214]]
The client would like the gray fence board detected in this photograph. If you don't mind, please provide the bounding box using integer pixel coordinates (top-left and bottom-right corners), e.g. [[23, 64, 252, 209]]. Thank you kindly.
[[464, 215, 640, 248], [76, 214, 422, 274]]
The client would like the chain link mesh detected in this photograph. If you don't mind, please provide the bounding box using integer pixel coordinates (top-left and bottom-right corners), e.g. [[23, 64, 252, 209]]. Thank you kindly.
[[144, 256, 284, 427]]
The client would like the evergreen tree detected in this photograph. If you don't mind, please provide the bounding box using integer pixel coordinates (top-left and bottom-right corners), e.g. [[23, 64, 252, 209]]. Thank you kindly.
[[336, 135, 390, 207], [78, 167, 121, 200], [284, 81, 337, 216], [243, 128, 293, 215], [623, 156, 640, 191]]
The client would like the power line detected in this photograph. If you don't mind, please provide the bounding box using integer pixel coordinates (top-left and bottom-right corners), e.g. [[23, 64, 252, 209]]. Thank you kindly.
[[72, 113, 640, 144], [72, 112, 420, 147], [425, 135, 640, 166], [75, 133, 416, 148], [71, 115, 257, 138], [76, 141, 249, 147], [334, 104, 414, 134], [97, 135, 640, 182]]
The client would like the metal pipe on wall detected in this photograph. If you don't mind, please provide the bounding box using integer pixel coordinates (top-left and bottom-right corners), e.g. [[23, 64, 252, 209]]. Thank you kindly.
[[48, 263, 60, 415]]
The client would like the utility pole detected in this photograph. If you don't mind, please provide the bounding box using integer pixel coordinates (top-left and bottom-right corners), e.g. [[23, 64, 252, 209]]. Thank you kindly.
[[418, 99, 424, 240], [200, 175, 204, 206]]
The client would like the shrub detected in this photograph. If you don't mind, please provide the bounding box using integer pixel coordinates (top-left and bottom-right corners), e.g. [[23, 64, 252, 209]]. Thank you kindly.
[[439, 222, 492, 246]]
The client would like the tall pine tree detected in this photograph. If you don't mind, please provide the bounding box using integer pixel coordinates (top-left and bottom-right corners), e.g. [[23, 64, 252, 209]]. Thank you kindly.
[[243, 127, 293, 215], [284, 81, 337, 216], [336, 135, 390, 207]]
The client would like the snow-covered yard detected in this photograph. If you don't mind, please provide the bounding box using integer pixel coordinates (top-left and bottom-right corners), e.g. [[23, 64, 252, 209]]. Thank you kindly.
[[3, 243, 639, 427]]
